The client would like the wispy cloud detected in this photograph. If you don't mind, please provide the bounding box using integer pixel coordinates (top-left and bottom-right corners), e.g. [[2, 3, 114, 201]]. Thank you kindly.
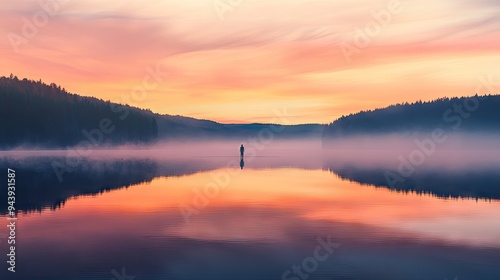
[[1, 0, 499, 123]]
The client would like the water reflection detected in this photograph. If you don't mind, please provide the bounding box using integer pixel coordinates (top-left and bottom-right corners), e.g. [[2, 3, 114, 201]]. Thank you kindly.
[[327, 164, 500, 200], [2, 148, 500, 213], [1, 146, 500, 280], [1, 166, 499, 280], [323, 150, 500, 201]]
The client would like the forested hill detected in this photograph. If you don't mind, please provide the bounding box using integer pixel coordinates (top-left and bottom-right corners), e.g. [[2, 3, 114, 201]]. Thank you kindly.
[[0, 75, 158, 148], [0, 75, 323, 149], [323, 95, 500, 139]]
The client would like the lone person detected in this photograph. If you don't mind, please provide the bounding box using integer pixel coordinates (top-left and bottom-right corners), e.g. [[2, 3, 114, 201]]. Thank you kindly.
[[240, 144, 245, 157]]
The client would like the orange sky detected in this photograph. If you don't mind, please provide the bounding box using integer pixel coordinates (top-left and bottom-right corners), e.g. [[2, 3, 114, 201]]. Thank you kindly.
[[1, 0, 499, 124]]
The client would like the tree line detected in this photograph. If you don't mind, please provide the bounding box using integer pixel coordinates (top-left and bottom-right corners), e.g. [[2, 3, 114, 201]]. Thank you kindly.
[[0, 75, 158, 149], [323, 95, 500, 138]]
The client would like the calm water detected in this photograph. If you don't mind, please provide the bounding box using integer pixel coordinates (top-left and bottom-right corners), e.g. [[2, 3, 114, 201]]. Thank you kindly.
[[1, 142, 500, 280]]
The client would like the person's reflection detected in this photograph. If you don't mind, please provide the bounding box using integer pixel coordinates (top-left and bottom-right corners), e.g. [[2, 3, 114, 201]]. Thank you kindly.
[[239, 144, 245, 169], [240, 156, 245, 169]]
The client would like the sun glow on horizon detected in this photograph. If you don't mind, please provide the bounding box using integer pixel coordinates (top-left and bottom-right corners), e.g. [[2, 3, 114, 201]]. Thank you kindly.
[[1, 0, 499, 124]]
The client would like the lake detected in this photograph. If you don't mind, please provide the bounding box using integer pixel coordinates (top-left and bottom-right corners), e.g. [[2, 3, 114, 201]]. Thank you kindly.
[[1, 141, 500, 280]]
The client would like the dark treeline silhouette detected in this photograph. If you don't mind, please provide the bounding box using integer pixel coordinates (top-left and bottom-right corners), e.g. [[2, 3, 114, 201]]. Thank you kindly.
[[0, 157, 158, 213], [0, 75, 158, 148], [325, 163, 500, 200], [0, 75, 322, 148], [323, 95, 500, 140], [0, 150, 325, 213], [0, 156, 227, 213], [4, 153, 500, 213]]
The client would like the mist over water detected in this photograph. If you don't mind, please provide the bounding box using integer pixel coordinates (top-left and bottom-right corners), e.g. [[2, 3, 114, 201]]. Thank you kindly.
[[1, 134, 500, 212], [323, 132, 500, 170], [1, 135, 500, 280], [3, 132, 499, 165], [0, 139, 326, 173]]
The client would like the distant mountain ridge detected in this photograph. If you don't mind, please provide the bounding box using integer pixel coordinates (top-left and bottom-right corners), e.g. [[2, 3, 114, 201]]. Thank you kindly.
[[156, 114, 323, 139], [0, 75, 322, 149]]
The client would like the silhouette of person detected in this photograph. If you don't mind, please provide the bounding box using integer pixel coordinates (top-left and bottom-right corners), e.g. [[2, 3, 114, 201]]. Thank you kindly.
[[240, 144, 245, 157], [240, 157, 245, 169]]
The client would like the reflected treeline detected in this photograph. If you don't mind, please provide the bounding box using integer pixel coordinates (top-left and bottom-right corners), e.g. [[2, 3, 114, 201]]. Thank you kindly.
[[0, 152, 323, 213], [325, 161, 500, 200], [0, 157, 159, 213], [2, 151, 500, 214], [0, 156, 235, 213]]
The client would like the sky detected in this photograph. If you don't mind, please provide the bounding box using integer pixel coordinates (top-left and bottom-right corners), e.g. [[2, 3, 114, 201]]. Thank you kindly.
[[1, 0, 499, 124]]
